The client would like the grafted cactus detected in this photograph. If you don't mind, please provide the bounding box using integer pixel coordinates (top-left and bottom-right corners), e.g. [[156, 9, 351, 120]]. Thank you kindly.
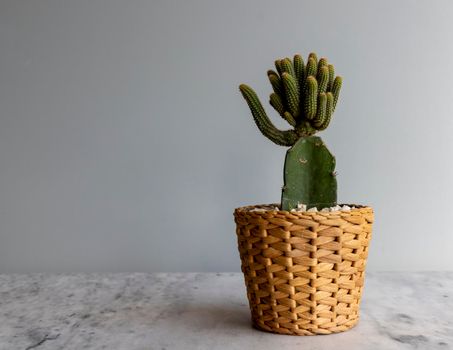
[[239, 53, 342, 210]]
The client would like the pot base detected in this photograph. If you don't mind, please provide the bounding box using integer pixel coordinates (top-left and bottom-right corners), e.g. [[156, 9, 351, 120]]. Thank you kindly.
[[252, 315, 359, 336]]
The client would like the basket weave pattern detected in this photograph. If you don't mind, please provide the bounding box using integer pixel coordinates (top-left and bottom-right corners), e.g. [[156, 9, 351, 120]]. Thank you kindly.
[[234, 204, 373, 335]]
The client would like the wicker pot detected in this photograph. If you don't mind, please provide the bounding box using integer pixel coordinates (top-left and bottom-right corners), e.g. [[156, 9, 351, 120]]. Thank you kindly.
[[234, 204, 374, 336]]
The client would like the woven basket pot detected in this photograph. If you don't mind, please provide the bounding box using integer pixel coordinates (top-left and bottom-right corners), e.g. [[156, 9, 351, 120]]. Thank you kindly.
[[234, 204, 374, 336]]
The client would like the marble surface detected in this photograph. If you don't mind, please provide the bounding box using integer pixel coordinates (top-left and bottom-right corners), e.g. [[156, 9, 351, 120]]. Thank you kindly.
[[0, 272, 452, 350]]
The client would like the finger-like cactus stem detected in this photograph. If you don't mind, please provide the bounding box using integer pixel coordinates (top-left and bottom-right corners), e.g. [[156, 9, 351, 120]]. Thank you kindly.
[[306, 57, 317, 78], [239, 84, 298, 146], [282, 72, 300, 117], [281, 136, 337, 210], [281, 58, 295, 79], [268, 72, 284, 97], [318, 57, 328, 70], [328, 64, 335, 91], [308, 52, 318, 64], [269, 93, 285, 116], [275, 59, 283, 76], [293, 54, 305, 87], [318, 92, 334, 130], [239, 53, 343, 211], [332, 76, 342, 110], [304, 76, 318, 120], [283, 111, 297, 127], [267, 69, 278, 77], [313, 92, 327, 127], [317, 66, 329, 94]]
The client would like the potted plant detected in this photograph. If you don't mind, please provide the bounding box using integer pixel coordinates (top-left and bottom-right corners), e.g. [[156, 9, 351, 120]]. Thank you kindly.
[[234, 53, 374, 335]]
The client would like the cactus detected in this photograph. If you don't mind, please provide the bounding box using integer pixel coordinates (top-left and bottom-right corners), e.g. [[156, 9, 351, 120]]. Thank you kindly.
[[239, 53, 342, 210]]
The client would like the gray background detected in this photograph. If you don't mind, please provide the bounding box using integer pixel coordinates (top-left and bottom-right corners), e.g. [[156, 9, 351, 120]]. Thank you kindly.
[[1, 0, 452, 272]]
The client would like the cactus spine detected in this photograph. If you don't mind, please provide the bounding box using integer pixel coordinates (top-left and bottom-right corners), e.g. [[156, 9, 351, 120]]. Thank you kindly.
[[239, 53, 342, 210]]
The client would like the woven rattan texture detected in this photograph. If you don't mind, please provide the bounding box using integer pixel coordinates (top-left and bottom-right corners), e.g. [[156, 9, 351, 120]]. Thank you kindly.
[[234, 204, 373, 336]]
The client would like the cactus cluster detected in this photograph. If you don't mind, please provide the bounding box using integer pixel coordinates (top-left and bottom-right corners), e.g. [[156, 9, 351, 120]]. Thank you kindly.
[[239, 53, 342, 146], [239, 53, 342, 210]]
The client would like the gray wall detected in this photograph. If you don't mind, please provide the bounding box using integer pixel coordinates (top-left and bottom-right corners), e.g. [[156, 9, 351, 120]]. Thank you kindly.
[[1, 0, 452, 272]]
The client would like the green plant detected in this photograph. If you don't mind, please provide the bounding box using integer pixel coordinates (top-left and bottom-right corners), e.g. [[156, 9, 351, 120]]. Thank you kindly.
[[239, 53, 342, 210]]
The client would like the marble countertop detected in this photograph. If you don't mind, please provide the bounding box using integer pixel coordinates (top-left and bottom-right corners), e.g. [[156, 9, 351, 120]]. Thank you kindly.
[[0, 272, 452, 350]]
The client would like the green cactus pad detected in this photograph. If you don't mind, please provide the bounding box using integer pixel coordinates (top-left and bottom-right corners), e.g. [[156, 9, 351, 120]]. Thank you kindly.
[[281, 136, 337, 210]]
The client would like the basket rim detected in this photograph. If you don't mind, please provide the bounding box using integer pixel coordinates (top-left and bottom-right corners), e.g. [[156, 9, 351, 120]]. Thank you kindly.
[[234, 203, 373, 216]]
